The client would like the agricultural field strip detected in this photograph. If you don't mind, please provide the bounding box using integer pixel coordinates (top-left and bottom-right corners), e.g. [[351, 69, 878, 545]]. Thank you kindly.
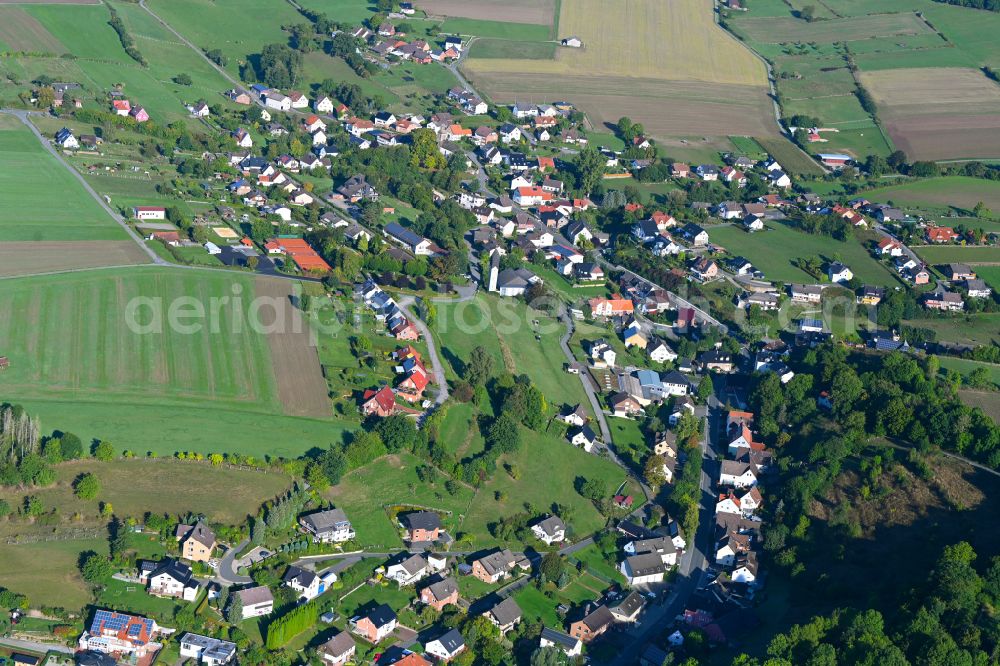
[[733, 12, 932, 44], [419, 0, 556, 25]]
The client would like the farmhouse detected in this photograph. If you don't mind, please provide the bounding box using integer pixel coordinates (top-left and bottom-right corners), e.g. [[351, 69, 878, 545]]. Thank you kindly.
[[589, 295, 634, 317]]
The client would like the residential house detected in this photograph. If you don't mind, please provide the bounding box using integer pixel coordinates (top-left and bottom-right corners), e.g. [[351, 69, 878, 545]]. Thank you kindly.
[[176, 521, 216, 562], [858, 285, 884, 305], [828, 261, 853, 283], [569, 424, 597, 452], [426, 629, 466, 662], [926, 226, 959, 243], [540, 628, 583, 657], [609, 591, 646, 623], [767, 170, 791, 188], [680, 222, 709, 246], [179, 634, 236, 666], [284, 565, 327, 601], [716, 487, 763, 519], [661, 370, 692, 397], [648, 338, 677, 363], [335, 174, 378, 202], [234, 586, 273, 619], [589, 339, 617, 368], [531, 516, 566, 545], [559, 404, 588, 427], [696, 165, 719, 181], [386, 554, 429, 586], [923, 289, 964, 312], [129, 106, 150, 123], [621, 553, 668, 585], [471, 549, 519, 583], [569, 605, 614, 643], [351, 604, 397, 643], [148, 559, 199, 601], [361, 386, 397, 417], [789, 283, 823, 303], [622, 321, 647, 349], [961, 279, 992, 299], [731, 552, 759, 584], [690, 257, 719, 282], [484, 598, 522, 634], [385, 222, 433, 255], [943, 263, 976, 281], [654, 430, 678, 458], [719, 460, 759, 488], [78, 610, 160, 659], [668, 396, 696, 426], [699, 349, 734, 373], [299, 508, 355, 543], [400, 511, 441, 542], [318, 632, 356, 666], [55, 127, 79, 149], [610, 392, 645, 418], [876, 237, 904, 257], [624, 537, 679, 567], [419, 576, 459, 611], [492, 266, 541, 297], [589, 295, 634, 318]]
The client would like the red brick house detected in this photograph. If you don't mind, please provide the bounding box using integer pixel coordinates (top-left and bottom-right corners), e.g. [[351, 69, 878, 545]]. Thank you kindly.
[[419, 576, 459, 611], [400, 511, 441, 542], [397, 367, 428, 402], [569, 605, 614, 643], [361, 386, 396, 417]]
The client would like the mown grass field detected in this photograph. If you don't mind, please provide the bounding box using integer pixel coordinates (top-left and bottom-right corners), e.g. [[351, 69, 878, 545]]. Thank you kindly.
[[941, 358, 1000, 384], [0, 268, 344, 456], [755, 137, 825, 176], [975, 266, 1000, 292], [0, 537, 107, 609], [0, 115, 127, 241], [709, 222, 898, 285], [144, 0, 302, 77], [863, 176, 1000, 214], [911, 245, 1000, 265]]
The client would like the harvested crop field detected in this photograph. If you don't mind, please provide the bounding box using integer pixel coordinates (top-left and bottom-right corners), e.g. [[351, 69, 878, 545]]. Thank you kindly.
[[733, 12, 931, 43], [420, 0, 555, 25], [0, 241, 149, 278], [0, 6, 64, 52], [860, 68, 1000, 160], [255, 277, 331, 418], [463, 0, 772, 137], [469, 73, 778, 139], [0, 0, 98, 3]]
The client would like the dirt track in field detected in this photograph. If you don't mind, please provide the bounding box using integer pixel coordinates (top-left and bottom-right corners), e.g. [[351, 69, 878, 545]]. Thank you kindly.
[[0, 241, 150, 278], [254, 277, 331, 419], [421, 0, 554, 24]]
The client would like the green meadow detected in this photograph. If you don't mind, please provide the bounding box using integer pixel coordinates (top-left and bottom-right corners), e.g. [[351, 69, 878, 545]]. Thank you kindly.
[[708, 222, 899, 286], [0, 115, 127, 242]]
